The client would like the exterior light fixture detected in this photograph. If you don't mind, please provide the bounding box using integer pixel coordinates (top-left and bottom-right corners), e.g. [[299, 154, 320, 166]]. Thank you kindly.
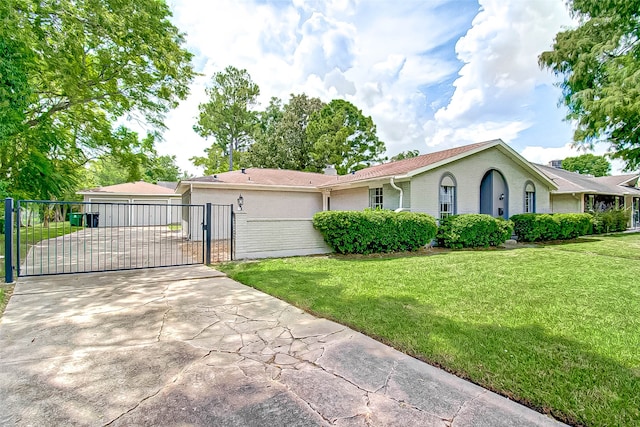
[[237, 194, 244, 211], [499, 193, 505, 200]]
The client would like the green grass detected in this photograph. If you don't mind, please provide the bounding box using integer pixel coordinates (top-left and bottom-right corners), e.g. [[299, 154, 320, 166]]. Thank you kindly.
[[219, 233, 640, 426], [1, 221, 82, 282]]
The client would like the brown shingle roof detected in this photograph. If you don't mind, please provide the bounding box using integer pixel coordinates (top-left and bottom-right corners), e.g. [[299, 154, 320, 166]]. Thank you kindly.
[[321, 140, 495, 185], [80, 181, 177, 195], [188, 168, 335, 187]]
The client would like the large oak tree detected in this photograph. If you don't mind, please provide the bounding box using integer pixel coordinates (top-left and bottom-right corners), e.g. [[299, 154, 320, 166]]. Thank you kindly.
[[540, 0, 640, 170], [307, 99, 387, 174], [0, 0, 194, 199]]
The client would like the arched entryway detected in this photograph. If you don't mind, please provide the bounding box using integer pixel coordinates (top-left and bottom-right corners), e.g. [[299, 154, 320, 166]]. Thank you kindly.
[[480, 169, 509, 219]]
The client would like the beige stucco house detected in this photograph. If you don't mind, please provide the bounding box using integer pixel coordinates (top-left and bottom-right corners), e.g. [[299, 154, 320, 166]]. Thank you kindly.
[[178, 139, 558, 221], [176, 139, 640, 258]]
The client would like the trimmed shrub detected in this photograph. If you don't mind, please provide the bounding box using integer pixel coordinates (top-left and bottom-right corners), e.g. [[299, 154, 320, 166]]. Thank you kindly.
[[436, 214, 513, 249], [590, 209, 629, 234], [312, 210, 437, 254], [511, 213, 592, 242]]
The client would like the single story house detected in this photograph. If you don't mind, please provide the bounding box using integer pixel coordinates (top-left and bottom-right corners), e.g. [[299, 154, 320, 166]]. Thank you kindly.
[[176, 139, 640, 258], [77, 181, 182, 227], [177, 139, 559, 220]]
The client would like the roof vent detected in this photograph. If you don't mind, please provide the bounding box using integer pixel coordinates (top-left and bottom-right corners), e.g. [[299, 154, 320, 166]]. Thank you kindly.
[[241, 168, 246, 174]]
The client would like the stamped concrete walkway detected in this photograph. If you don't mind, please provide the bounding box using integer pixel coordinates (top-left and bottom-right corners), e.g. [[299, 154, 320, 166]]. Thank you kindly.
[[0, 266, 565, 427]]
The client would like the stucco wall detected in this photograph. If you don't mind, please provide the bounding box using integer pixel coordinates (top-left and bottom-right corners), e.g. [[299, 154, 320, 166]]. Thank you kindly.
[[409, 147, 553, 218], [330, 187, 369, 211], [189, 187, 322, 218], [551, 194, 581, 213], [234, 213, 331, 259], [381, 181, 410, 210]]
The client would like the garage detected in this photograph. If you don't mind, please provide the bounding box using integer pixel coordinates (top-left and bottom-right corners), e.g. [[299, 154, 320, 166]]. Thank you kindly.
[[77, 181, 181, 227]]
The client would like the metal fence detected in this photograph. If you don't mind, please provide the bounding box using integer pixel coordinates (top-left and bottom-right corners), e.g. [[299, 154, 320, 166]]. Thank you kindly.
[[3, 199, 234, 281]]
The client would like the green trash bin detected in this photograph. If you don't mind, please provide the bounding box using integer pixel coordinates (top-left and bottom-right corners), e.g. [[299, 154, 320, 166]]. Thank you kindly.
[[69, 212, 83, 227]]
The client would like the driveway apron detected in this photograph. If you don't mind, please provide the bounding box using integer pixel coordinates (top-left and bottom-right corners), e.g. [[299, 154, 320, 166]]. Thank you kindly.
[[0, 266, 566, 426]]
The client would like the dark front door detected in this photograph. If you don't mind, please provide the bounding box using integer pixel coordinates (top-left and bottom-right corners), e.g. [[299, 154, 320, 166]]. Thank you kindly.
[[479, 170, 508, 219]]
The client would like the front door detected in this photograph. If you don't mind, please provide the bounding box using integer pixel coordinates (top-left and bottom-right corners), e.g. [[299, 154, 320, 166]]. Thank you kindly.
[[480, 170, 508, 219]]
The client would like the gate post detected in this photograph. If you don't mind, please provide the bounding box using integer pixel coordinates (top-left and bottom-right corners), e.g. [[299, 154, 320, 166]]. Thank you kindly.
[[4, 198, 13, 283], [204, 203, 212, 265]]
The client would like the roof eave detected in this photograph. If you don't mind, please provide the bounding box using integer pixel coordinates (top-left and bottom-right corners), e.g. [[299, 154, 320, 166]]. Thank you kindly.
[[178, 181, 323, 193]]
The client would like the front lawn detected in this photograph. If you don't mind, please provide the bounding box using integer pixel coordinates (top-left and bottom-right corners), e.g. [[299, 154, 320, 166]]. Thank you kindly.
[[219, 233, 640, 426]]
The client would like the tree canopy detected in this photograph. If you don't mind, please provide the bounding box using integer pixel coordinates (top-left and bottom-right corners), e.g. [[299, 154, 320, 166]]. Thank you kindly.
[[0, 0, 194, 199], [193, 66, 260, 172], [307, 99, 387, 174], [87, 146, 184, 187], [561, 153, 611, 177], [539, 0, 640, 170], [249, 94, 325, 171], [390, 150, 420, 161]]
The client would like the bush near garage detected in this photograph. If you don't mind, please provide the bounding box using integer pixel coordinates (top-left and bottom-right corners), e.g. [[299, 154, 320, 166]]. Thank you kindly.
[[436, 214, 513, 249], [590, 209, 629, 234], [312, 210, 437, 254], [511, 213, 593, 242]]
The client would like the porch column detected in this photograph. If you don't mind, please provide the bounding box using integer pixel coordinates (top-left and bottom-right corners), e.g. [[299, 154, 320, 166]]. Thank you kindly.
[[322, 190, 331, 211]]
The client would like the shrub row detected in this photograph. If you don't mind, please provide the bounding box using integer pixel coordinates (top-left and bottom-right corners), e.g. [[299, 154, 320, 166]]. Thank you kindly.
[[436, 214, 513, 249], [313, 208, 631, 255], [312, 210, 437, 254], [510, 213, 593, 242]]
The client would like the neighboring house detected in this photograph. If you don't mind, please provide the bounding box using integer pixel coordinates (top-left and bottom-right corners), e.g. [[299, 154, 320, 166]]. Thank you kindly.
[[77, 181, 182, 227], [535, 164, 640, 228]]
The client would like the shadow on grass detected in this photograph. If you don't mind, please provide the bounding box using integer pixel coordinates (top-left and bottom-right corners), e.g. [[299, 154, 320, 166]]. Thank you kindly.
[[227, 267, 640, 427]]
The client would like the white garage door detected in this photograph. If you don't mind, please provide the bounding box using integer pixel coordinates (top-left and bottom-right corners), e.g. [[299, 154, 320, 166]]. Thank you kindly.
[[132, 199, 169, 226], [90, 199, 130, 227]]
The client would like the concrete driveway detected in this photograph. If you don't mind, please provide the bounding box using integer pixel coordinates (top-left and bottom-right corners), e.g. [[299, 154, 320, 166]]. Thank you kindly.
[[19, 226, 206, 276], [0, 266, 565, 426]]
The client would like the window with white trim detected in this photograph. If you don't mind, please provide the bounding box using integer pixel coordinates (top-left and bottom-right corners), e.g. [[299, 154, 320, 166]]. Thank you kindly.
[[439, 174, 456, 219], [369, 187, 383, 209], [524, 182, 535, 213]]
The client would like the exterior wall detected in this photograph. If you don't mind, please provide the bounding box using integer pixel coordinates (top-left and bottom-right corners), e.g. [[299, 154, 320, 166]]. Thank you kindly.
[[189, 187, 322, 218], [551, 194, 581, 213], [234, 212, 331, 259], [381, 181, 410, 210], [409, 147, 553, 219], [329, 187, 369, 211]]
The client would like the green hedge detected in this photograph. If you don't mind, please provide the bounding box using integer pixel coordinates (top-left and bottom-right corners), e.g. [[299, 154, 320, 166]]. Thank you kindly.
[[312, 210, 437, 254], [436, 214, 513, 249], [590, 209, 629, 234], [511, 213, 593, 242]]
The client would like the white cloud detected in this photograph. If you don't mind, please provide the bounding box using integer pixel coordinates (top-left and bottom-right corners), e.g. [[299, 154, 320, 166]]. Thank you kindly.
[[158, 0, 581, 175], [424, 0, 574, 150]]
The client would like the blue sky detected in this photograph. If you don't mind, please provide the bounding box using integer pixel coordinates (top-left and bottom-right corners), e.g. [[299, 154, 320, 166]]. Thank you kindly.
[[155, 0, 623, 175]]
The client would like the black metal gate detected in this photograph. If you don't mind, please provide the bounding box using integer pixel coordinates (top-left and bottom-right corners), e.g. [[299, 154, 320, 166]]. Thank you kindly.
[[3, 199, 233, 281]]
